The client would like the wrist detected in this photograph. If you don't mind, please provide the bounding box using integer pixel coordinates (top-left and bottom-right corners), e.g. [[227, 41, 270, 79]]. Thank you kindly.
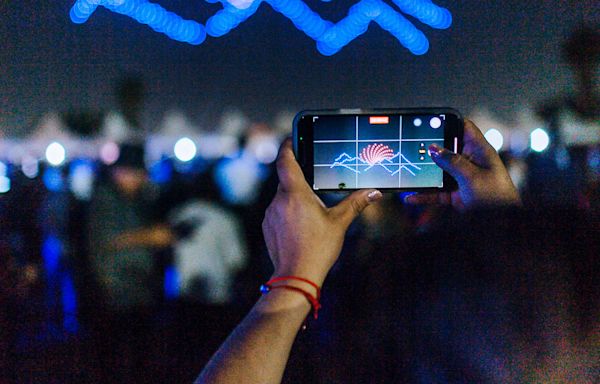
[[256, 287, 312, 317], [271, 270, 326, 291], [260, 275, 322, 323]]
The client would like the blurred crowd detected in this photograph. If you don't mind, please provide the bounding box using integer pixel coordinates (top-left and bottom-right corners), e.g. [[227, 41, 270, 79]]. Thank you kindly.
[[0, 27, 599, 383]]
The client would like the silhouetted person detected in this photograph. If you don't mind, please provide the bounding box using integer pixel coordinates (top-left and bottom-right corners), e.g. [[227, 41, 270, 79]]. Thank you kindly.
[[529, 26, 600, 207], [87, 144, 172, 383]]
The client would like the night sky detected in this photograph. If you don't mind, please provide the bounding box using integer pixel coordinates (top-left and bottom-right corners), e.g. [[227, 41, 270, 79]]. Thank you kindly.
[[1, 0, 598, 136]]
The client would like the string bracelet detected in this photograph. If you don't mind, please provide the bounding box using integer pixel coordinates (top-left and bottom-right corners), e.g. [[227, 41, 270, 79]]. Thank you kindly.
[[260, 276, 322, 322]]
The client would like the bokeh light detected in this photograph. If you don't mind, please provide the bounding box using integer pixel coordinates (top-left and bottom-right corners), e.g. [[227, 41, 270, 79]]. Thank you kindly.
[[70, 0, 206, 45], [71, 0, 452, 56], [43, 167, 65, 192], [21, 156, 40, 178], [0, 176, 10, 193], [100, 142, 120, 165], [530, 128, 550, 152], [69, 160, 96, 201], [484, 129, 504, 151], [45, 142, 66, 166], [174, 137, 197, 162]]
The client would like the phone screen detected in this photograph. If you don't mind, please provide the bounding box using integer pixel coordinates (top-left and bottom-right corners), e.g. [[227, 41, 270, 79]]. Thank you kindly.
[[295, 110, 462, 191]]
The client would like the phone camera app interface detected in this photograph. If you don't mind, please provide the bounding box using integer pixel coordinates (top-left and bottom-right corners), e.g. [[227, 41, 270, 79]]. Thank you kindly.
[[312, 114, 446, 190]]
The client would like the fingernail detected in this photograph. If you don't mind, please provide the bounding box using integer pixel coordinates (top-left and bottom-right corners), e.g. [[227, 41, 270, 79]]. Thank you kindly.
[[367, 190, 383, 203], [428, 144, 442, 158]]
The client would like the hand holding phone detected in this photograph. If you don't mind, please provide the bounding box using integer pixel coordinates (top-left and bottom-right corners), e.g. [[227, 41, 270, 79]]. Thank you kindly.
[[293, 108, 464, 192], [405, 120, 521, 209]]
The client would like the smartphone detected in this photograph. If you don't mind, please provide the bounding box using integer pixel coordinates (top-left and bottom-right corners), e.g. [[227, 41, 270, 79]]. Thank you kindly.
[[293, 108, 464, 192]]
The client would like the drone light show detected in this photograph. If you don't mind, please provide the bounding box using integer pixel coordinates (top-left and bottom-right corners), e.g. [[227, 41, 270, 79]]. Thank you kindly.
[[70, 0, 453, 56]]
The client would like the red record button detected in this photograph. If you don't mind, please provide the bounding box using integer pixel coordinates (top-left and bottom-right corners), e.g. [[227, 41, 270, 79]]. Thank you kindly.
[[369, 116, 389, 124]]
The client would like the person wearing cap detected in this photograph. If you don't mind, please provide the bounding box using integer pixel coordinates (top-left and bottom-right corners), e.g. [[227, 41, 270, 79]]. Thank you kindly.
[[87, 143, 173, 383], [531, 26, 600, 208]]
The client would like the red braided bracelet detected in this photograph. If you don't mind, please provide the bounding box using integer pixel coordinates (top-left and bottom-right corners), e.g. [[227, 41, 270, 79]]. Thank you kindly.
[[260, 276, 322, 320], [265, 276, 321, 299]]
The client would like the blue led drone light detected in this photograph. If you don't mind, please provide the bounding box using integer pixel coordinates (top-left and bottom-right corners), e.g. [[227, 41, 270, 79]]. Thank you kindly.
[[70, 0, 452, 55], [70, 0, 207, 44]]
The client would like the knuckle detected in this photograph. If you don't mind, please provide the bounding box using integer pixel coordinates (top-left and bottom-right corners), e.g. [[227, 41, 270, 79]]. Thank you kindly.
[[275, 156, 286, 170], [449, 152, 462, 165], [452, 154, 469, 171], [264, 204, 273, 219], [350, 199, 363, 215]]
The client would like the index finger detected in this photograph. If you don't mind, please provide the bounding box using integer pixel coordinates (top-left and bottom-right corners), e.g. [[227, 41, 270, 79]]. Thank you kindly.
[[276, 138, 310, 193]]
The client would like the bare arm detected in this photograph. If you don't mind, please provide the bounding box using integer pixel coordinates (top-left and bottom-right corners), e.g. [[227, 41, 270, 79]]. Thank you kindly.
[[196, 120, 525, 383], [195, 139, 382, 384], [195, 289, 310, 384]]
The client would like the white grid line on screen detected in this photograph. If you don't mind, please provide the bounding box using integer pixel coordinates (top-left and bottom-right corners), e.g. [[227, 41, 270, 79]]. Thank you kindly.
[[314, 116, 446, 188], [314, 162, 437, 166], [355, 116, 358, 187], [398, 115, 402, 187], [314, 139, 444, 143]]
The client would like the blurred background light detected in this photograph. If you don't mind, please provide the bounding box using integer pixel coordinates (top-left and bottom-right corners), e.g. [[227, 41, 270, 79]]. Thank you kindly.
[[0, 176, 10, 193], [509, 130, 529, 154], [69, 160, 96, 201], [46, 142, 66, 166], [484, 129, 504, 151], [246, 135, 279, 164], [100, 142, 120, 165], [530, 128, 550, 152], [21, 156, 40, 178], [214, 153, 267, 205], [149, 158, 173, 184], [174, 137, 197, 162], [43, 168, 65, 192], [164, 266, 180, 299], [70, 0, 206, 45], [227, 0, 257, 10], [71, 0, 451, 56], [42, 234, 62, 278]]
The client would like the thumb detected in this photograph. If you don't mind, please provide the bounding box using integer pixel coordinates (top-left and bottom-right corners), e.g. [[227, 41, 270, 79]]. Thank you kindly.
[[428, 144, 476, 184], [330, 189, 383, 228]]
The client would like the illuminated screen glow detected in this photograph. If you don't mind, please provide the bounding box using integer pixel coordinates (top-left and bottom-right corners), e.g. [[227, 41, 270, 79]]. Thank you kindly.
[[312, 114, 445, 190], [70, 0, 452, 55]]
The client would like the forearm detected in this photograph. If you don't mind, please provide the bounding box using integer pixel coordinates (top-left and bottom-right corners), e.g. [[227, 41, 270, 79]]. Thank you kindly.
[[195, 289, 311, 384], [195, 139, 379, 383]]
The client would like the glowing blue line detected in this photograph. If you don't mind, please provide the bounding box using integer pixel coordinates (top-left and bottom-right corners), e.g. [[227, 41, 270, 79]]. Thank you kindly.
[[390, 0, 452, 29], [70, 0, 206, 45], [70, 0, 452, 55], [205, 1, 263, 37]]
